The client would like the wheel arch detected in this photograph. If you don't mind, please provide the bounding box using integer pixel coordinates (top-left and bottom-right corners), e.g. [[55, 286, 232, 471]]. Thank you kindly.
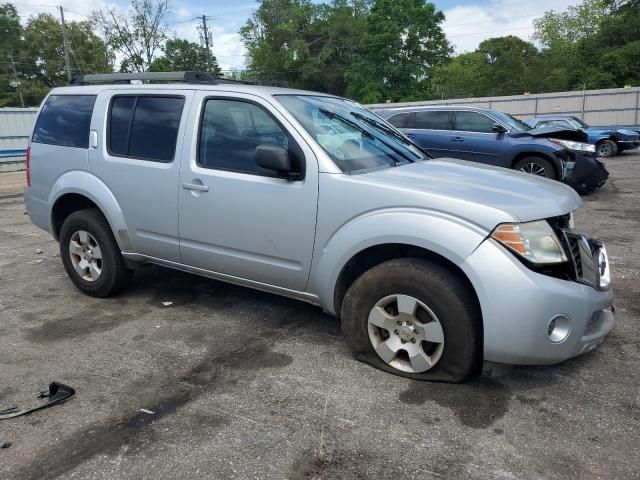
[[510, 151, 561, 178], [49, 172, 130, 250], [332, 243, 483, 326]]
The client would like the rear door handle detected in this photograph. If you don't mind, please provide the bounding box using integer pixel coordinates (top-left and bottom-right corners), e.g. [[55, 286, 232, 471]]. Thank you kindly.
[[452, 136, 464, 142], [181, 182, 209, 192]]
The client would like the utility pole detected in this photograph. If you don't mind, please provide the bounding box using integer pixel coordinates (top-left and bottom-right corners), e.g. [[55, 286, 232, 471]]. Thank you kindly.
[[8, 54, 25, 107], [199, 15, 212, 72], [59, 6, 72, 82]]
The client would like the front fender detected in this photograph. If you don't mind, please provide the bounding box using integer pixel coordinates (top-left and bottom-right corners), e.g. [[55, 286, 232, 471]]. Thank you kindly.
[[309, 208, 488, 314], [49, 171, 130, 250]]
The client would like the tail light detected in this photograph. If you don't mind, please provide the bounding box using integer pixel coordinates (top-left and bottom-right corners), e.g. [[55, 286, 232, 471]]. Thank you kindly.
[[26, 146, 31, 187]]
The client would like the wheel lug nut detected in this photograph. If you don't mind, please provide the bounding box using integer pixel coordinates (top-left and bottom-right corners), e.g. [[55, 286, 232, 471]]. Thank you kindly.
[[407, 321, 412, 326], [397, 321, 402, 326], [411, 338, 416, 343], [401, 339, 406, 344]]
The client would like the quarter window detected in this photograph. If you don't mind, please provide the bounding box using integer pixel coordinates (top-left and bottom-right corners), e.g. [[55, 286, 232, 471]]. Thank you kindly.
[[108, 96, 185, 162], [198, 99, 299, 177], [32, 95, 96, 148], [452, 111, 495, 133], [414, 111, 450, 130]]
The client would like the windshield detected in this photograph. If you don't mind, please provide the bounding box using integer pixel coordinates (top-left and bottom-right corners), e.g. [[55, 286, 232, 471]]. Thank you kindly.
[[568, 116, 589, 128], [492, 111, 531, 132], [275, 95, 428, 173]]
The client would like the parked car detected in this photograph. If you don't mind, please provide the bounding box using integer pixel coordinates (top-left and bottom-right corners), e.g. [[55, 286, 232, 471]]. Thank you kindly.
[[525, 115, 640, 157], [375, 105, 609, 195], [24, 72, 614, 383]]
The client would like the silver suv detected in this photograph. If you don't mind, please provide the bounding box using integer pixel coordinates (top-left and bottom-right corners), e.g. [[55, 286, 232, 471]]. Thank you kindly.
[[24, 72, 614, 382]]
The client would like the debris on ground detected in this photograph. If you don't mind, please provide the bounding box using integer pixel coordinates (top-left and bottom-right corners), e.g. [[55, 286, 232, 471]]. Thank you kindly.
[[161, 301, 173, 307], [1, 442, 11, 449], [35, 249, 43, 254], [0, 382, 75, 420], [139, 408, 155, 414]]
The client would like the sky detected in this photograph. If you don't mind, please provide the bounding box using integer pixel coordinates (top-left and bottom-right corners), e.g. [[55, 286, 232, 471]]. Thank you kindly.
[[12, 0, 584, 72]]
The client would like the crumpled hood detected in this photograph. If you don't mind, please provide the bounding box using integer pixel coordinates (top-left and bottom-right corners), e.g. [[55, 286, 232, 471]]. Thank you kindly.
[[513, 126, 589, 142], [362, 158, 581, 229]]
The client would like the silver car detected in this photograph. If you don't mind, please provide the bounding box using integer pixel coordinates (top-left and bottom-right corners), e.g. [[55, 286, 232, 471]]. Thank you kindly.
[[24, 72, 614, 383]]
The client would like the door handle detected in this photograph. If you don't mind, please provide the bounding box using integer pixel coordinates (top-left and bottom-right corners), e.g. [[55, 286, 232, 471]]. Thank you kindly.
[[181, 182, 209, 192], [452, 136, 464, 142], [405, 133, 416, 138]]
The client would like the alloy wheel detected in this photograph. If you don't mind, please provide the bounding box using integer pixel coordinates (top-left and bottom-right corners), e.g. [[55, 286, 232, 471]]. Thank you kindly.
[[68, 230, 103, 282], [367, 294, 445, 373], [519, 162, 547, 177]]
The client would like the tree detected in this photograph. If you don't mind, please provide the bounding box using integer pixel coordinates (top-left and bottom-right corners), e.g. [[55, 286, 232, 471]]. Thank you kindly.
[[345, 0, 451, 103], [0, 3, 22, 106], [149, 38, 221, 76], [91, 0, 169, 72], [0, 8, 111, 107]]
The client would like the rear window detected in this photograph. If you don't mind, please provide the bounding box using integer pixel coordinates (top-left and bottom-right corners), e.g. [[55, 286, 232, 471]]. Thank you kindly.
[[415, 110, 450, 130], [108, 95, 185, 162], [387, 112, 413, 128], [32, 95, 96, 148]]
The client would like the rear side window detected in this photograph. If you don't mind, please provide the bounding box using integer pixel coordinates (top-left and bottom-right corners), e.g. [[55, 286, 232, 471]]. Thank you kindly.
[[108, 95, 185, 162], [32, 95, 96, 148], [387, 113, 413, 128], [415, 111, 450, 130], [453, 111, 495, 133]]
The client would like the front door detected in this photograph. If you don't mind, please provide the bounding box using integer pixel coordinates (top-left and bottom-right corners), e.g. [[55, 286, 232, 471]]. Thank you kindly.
[[178, 92, 319, 291], [449, 111, 508, 166]]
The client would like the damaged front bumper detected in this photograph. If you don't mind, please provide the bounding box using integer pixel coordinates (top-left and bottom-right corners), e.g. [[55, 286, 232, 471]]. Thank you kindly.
[[564, 152, 609, 195]]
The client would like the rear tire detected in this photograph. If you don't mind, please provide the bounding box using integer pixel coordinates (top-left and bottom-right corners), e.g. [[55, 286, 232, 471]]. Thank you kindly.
[[513, 156, 557, 180], [341, 258, 482, 383], [59, 209, 133, 297], [596, 139, 618, 158]]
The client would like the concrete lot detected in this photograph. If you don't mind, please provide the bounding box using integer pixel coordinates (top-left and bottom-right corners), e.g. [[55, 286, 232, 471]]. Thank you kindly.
[[1, 154, 639, 480]]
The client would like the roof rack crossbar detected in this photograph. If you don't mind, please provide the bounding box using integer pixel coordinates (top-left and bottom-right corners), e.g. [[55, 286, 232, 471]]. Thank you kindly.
[[69, 71, 287, 88], [69, 71, 217, 86]]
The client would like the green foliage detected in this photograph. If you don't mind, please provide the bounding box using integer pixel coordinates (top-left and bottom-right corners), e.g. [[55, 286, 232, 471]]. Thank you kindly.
[[346, 0, 451, 103], [0, 7, 111, 107], [149, 39, 221, 76]]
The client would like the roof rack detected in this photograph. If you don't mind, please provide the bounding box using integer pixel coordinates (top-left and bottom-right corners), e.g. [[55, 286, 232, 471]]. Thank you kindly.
[[68, 71, 286, 87]]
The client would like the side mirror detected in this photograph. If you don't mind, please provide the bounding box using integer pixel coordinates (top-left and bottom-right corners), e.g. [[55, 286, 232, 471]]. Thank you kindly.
[[492, 124, 508, 133], [255, 144, 294, 177]]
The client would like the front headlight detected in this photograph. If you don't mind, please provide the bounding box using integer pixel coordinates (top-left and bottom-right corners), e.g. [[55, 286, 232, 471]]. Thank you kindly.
[[550, 138, 596, 153], [491, 220, 568, 264]]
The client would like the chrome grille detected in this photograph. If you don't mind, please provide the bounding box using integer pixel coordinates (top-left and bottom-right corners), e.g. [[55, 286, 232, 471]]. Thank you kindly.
[[566, 235, 583, 277]]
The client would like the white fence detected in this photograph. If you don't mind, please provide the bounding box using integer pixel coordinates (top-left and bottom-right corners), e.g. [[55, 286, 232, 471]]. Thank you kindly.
[[368, 86, 640, 127], [0, 108, 37, 171]]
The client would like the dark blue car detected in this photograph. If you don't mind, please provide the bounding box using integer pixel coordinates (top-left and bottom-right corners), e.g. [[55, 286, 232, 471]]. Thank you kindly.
[[526, 115, 640, 157], [375, 106, 608, 194]]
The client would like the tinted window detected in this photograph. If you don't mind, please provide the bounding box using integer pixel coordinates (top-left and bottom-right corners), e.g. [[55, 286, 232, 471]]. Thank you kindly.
[[453, 111, 495, 133], [415, 111, 449, 130], [108, 96, 184, 162], [387, 113, 413, 128], [32, 95, 96, 148], [540, 120, 571, 128], [198, 99, 293, 176]]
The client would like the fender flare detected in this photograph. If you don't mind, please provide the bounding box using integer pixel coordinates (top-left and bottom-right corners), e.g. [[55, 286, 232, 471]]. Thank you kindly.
[[309, 209, 488, 315], [49, 171, 131, 250]]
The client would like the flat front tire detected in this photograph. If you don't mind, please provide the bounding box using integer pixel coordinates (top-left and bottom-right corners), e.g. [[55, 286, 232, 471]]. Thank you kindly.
[[341, 258, 482, 383], [59, 209, 132, 297]]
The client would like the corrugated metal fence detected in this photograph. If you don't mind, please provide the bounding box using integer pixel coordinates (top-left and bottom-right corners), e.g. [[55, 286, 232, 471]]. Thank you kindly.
[[0, 108, 37, 170], [368, 86, 640, 127]]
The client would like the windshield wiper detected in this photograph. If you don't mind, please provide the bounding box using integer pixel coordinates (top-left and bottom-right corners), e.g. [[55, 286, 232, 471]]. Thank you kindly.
[[350, 111, 431, 160], [318, 109, 414, 165]]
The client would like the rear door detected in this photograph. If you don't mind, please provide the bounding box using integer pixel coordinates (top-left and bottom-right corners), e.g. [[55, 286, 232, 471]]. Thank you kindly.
[[398, 110, 452, 157], [449, 111, 508, 166], [89, 89, 194, 261], [177, 92, 319, 291]]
